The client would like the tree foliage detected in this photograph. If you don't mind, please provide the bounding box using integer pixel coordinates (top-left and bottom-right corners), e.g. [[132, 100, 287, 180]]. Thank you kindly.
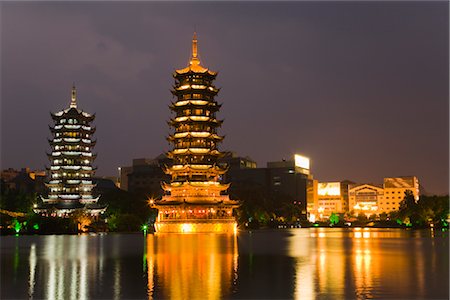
[[398, 191, 449, 228]]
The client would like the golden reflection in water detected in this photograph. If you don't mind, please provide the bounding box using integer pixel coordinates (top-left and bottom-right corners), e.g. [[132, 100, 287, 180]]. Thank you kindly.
[[146, 233, 238, 300], [289, 231, 314, 300], [317, 229, 345, 295], [352, 228, 387, 298], [291, 229, 347, 298], [290, 229, 415, 299]]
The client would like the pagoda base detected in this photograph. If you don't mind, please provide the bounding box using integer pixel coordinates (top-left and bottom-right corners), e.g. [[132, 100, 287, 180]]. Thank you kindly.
[[154, 220, 237, 233]]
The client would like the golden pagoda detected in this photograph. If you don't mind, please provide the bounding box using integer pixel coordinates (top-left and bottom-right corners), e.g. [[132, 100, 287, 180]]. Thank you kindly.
[[152, 33, 239, 233]]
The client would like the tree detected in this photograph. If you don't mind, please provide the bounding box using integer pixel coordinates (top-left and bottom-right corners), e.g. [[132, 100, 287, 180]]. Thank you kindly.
[[329, 213, 340, 226]]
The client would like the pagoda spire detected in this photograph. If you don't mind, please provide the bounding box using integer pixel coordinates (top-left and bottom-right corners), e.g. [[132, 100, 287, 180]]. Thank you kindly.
[[190, 32, 200, 66], [70, 84, 77, 108]]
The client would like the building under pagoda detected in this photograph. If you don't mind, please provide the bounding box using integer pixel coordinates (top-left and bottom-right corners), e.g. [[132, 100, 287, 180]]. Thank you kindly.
[[35, 86, 105, 217], [152, 33, 239, 233]]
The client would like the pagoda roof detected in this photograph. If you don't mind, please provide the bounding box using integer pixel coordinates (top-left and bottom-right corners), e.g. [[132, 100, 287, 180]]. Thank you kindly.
[[162, 180, 230, 192], [51, 86, 95, 122], [168, 116, 223, 126], [169, 103, 221, 113], [172, 84, 219, 93], [165, 164, 227, 175], [49, 125, 96, 134], [48, 138, 96, 147], [167, 148, 222, 157], [51, 107, 95, 122], [174, 32, 217, 76], [167, 132, 223, 141], [153, 199, 239, 208]]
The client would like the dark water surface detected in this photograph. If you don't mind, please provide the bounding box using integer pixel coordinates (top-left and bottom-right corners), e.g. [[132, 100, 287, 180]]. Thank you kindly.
[[1, 228, 448, 299]]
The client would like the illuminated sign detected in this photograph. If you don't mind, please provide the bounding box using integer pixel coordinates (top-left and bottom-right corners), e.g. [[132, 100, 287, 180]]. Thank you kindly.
[[294, 154, 310, 170], [318, 182, 341, 196]]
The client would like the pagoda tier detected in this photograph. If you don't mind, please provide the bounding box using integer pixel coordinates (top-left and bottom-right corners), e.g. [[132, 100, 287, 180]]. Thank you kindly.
[[167, 133, 223, 143], [35, 86, 106, 217], [169, 100, 221, 111], [152, 33, 238, 233], [49, 125, 96, 134]]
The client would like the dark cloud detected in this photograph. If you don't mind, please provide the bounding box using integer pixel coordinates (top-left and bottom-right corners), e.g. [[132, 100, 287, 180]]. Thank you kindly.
[[1, 2, 448, 194]]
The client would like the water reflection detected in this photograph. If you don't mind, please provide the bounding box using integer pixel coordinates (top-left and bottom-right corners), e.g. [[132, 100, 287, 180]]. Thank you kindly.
[[0, 229, 448, 299], [286, 228, 448, 299], [28, 243, 36, 299], [145, 233, 238, 299], [42, 235, 90, 300]]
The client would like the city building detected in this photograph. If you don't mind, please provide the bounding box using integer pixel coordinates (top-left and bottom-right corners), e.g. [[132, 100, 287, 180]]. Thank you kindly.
[[118, 166, 132, 191], [311, 181, 352, 221], [380, 176, 420, 212], [266, 154, 313, 219], [1, 168, 46, 193], [306, 179, 318, 221], [348, 176, 420, 216], [220, 152, 257, 170], [34, 86, 106, 217], [120, 155, 170, 196], [151, 33, 239, 233], [348, 184, 384, 216]]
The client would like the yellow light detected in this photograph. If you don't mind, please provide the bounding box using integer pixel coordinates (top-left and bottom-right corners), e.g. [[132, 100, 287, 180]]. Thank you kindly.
[[175, 100, 189, 106], [191, 132, 210, 137], [189, 116, 209, 121], [191, 84, 206, 89], [318, 182, 341, 196], [181, 223, 194, 233], [294, 154, 310, 169], [190, 100, 208, 105]]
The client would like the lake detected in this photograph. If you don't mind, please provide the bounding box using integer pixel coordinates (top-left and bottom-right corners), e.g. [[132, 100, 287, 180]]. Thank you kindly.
[[1, 228, 448, 299]]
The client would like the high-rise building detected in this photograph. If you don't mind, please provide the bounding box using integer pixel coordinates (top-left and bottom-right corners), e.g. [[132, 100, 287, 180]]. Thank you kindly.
[[267, 154, 312, 219], [35, 86, 105, 217], [152, 33, 238, 233]]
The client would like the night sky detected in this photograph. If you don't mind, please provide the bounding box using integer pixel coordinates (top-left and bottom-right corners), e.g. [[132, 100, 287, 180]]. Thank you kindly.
[[1, 2, 448, 194]]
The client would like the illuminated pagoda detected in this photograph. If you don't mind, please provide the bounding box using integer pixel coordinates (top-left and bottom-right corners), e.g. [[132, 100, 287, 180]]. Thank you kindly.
[[35, 86, 105, 217], [152, 33, 239, 233]]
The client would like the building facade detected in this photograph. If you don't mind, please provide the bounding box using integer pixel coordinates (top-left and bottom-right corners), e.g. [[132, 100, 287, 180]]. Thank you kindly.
[[379, 176, 420, 212], [348, 176, 419, 216], [348, 184, 384, 216], [266, 154, 312, 220], [121, 156, 170, 196], [316, 182, 346, 219], [35, 86, 105, 217], [306, 176, 419, 219], [152, 33, 238, 233]]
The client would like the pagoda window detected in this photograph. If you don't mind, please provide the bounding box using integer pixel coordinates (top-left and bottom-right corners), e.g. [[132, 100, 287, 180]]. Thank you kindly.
[[193, 94, 202, 99]]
